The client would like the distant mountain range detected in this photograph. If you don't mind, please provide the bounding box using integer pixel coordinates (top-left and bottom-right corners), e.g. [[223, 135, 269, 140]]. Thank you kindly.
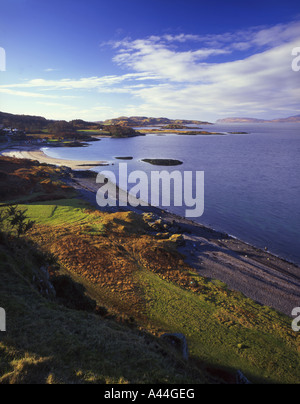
[[216, 115, 300, 124], [98, 116, 212, 127]]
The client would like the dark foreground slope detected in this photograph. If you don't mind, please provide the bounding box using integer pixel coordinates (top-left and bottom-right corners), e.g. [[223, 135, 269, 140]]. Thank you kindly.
[[0, 232, 209, 384]]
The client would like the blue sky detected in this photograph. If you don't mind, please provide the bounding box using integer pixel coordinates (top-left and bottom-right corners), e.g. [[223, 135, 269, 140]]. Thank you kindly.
[[0, 0, 299, 122]]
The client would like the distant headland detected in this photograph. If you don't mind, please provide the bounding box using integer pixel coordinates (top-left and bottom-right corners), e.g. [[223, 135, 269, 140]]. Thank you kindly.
[[216, 114, 300, 123], [97, 116, 213, 127]]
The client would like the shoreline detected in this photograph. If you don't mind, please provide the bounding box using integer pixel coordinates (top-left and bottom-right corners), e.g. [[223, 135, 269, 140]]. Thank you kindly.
[[70, 170, 300, 318], [1, 146, 109, 171], [1, 144, 299, 316]]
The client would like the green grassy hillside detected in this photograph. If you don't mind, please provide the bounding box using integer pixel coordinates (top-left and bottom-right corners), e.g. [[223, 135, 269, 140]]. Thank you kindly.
[[0, 157, 299, 384]]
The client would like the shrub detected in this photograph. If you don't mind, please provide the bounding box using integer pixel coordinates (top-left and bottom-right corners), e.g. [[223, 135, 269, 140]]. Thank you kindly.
[[51, 275, 96, 312], [5, 205, 35, 238]]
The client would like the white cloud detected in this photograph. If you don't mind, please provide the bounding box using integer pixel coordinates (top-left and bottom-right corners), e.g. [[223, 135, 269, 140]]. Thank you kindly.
[[107, 23, 300, 119], [1, 72, 159, 92], [1, 20, 300, 121], [113, 37, 230, 83], [251, 21, 300, 47], [0, 88, 59, 98], [44, 68, 60, 72], [161, 20, 300, 50]]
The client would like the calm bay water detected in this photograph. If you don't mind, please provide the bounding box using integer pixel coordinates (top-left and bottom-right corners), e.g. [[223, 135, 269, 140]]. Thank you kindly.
[[44, 123, 300, 265]]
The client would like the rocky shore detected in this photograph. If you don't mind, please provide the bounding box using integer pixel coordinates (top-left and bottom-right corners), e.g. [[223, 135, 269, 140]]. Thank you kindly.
[[1, 144, 299, 317], [70, 170, 300, 318]]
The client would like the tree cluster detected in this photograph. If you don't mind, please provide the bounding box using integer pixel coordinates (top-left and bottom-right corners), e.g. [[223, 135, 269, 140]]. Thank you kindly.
[[106, 125, 141, 138], [0, 111, 51, 132]]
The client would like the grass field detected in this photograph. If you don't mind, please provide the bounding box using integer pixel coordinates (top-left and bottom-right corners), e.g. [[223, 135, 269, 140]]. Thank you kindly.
[[20, 199, 95, 226], [77, 129, 104, 134], [1, 196, 298, 383], [136, 269, 299, 383]]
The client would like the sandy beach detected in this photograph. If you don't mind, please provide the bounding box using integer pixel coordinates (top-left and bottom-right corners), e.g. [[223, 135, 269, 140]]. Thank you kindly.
[[1, 148, 109, 170]]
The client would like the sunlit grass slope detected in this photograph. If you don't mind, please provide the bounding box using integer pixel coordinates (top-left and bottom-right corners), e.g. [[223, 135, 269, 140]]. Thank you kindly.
[[2, 198, 297, 384]]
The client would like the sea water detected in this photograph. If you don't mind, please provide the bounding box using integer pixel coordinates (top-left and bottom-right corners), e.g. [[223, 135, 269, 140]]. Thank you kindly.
[[43, 123, 300, 265]]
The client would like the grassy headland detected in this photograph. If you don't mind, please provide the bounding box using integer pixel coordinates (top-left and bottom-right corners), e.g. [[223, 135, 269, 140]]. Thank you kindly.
[[0, 112, 143, 148], [99, 116, 213, 127]]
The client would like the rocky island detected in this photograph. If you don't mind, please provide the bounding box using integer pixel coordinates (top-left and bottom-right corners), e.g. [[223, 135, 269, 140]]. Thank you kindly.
[[141, 158, 184, 166]]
